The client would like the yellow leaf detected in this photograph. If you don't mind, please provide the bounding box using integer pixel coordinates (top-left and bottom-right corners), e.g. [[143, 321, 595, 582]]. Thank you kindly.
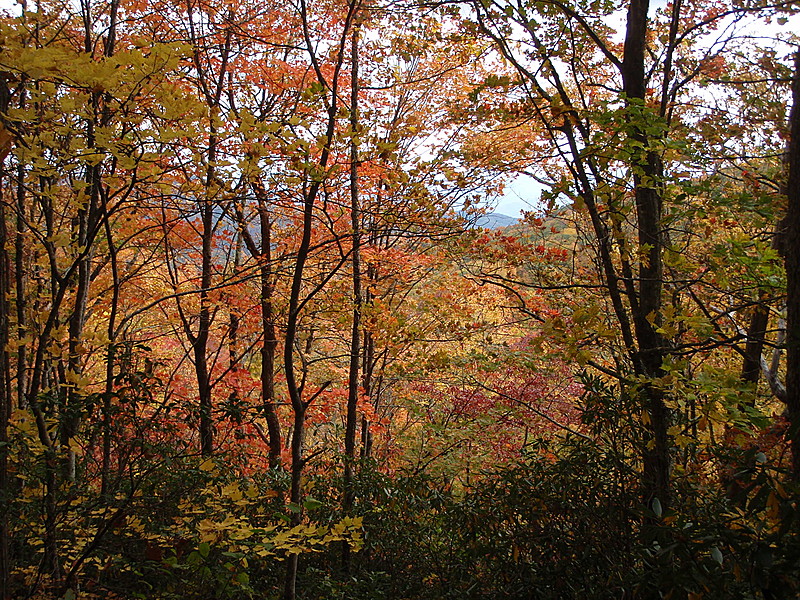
[[767, 491, 780, 521], [68, 438, 84, 456], [47, 231, 71, 248], [221, 483, 243, 502]]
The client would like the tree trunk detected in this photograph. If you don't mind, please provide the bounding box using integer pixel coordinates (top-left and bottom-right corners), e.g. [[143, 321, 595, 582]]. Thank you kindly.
[[283, 405, 305, 600], [235, 182, 283, 468], [783, 51, 800, 480], [193, 112, 218, 458], [282, 2, 359, 594], [0, 183, 12, 600], [186, 19, 234, 458], [101, 200, 120, 498], [342, 25, 362, 572], [621, 0, 671, 509], [15, 162, 27, 409], [258, 195, 282, 469]]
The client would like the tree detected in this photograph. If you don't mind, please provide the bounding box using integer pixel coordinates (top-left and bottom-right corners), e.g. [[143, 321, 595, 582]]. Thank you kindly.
[[784, 50, 800, 479], [465, 0, 798, 511]]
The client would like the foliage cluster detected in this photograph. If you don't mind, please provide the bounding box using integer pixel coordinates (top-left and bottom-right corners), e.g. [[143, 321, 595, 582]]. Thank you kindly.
[[0, 0, 799, 598]]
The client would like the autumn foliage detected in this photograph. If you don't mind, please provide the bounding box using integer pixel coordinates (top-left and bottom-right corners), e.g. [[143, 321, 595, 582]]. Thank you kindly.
[[0, 0, 799, 598]]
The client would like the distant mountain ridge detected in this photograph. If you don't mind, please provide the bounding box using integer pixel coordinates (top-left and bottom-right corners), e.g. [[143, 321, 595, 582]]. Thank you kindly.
[[474, 212, 518, 229]]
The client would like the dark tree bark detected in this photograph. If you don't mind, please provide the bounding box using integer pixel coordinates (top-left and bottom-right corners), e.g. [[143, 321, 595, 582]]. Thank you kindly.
[[99, 0, 122, 484], [784, 51, 800, 480], [0, 180, 12, 600], [195, 186, 215, 457], [472, 0, 672, 508], [256, 193, 283, 468], [342, 24, 362, 572], [0, 68, 14, 600], [283, 2, 361, 597], [237, 184, 283, 469], [621, 0, 671, 509], [182, 18, 235, 457]]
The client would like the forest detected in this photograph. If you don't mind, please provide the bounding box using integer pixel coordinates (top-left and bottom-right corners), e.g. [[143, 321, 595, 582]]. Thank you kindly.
[[0, 0, 799, 597]]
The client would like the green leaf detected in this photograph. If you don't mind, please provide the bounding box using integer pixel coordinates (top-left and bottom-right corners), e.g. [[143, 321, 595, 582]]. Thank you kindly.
[[651, 497, 662, 518], [710, 546, 723, 565], [198, 542, 210, 558], [304, 497, 323, 511], [164, 555, 178, 567]]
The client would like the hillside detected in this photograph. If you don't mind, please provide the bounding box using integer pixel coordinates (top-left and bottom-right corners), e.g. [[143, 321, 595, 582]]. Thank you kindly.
[[474, 211, 518, 229]]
